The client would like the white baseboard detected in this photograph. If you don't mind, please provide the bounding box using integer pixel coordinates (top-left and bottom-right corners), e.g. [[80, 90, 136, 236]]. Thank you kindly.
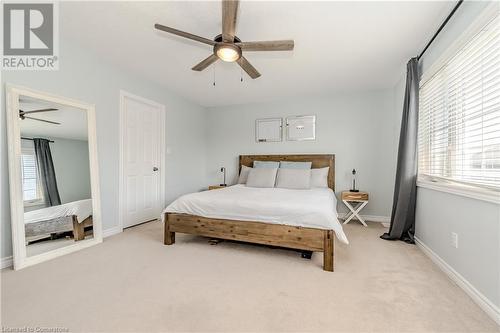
[[103, 226, 122, 238], [415, 237, 500, 326], [1, 227, 123, 269], [339, 213, 390, 224], [1, 256, 13, 269]]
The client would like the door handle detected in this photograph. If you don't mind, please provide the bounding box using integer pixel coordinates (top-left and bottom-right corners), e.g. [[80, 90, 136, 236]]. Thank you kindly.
[[153, 167, 158, 171]]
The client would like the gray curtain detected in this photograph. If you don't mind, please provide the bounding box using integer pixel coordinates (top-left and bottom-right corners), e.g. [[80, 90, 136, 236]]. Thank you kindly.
[[33, 138, 61, 206], [381, 58, 419, 243]]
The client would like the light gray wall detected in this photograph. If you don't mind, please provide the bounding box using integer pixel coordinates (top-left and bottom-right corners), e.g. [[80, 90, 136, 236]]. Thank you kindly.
[[205, 90, 398, 217], [415, 188, 500, 306], [50, 138, 91, 204], [414, 1, 500, 308], [1, 39, 207, 260]]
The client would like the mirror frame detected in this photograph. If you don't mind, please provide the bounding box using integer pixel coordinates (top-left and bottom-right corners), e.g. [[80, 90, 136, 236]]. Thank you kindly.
[[5, 84, 103, 270]]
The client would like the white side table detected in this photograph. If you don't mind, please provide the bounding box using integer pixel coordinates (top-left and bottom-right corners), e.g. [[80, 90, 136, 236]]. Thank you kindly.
[[341, 191, 369, 227]]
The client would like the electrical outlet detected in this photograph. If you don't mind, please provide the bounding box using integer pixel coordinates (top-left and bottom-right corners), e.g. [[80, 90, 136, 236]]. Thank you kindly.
[[451, 232, 459, 248]]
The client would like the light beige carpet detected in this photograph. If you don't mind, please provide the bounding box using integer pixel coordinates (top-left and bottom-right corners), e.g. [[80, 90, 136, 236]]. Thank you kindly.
[[1, 221, 499, 332]]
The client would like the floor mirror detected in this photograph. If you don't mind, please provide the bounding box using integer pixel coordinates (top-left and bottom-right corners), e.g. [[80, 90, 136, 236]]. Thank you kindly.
[[5, 85, 102, 270]]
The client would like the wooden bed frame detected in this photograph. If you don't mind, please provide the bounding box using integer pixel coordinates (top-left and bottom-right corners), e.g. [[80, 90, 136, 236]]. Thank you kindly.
[[72, 215, 93, 241], [164, 154, 336, 271]]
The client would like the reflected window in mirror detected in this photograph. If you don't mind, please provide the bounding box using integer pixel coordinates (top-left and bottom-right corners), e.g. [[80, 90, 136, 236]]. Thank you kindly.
[[21, 141, 44, 206]]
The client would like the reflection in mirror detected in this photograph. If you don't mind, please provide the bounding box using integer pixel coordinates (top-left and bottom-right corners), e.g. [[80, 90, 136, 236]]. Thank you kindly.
[[19, 95, 94, 257]]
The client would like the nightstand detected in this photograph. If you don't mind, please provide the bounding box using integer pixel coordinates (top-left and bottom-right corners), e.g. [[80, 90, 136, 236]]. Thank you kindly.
[[341, 191, 369, 226], [208, 185, 227, 190]]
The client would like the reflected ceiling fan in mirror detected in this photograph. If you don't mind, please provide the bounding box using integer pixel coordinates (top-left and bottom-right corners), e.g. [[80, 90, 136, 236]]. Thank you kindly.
[[154, 0, 294, 79], [19, 108, 60, 125]]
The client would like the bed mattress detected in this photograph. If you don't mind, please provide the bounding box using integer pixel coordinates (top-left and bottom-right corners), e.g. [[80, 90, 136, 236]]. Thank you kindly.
[[24, 199, 93, 225], [163, 185, 348, 244]]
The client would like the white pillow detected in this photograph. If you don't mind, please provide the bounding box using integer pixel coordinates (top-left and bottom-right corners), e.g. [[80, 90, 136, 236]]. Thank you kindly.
[[238, 165, 252, 184], [276, 168, 311, 189], [246, 168, 278, 188], [310, 167, 329, 188]]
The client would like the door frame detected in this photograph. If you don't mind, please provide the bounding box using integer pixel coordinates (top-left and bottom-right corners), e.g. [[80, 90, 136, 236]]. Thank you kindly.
[[118, 90, 166, 231]]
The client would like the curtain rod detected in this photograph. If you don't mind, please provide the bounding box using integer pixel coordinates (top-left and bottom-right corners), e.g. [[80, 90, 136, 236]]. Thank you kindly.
[[417, 0, 463, 61], [21, 137, 54, 143]]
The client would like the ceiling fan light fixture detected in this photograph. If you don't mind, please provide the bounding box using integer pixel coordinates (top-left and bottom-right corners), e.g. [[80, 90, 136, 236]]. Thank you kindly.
[[215, 43, 241, 62], [154, 0, 294, 79]]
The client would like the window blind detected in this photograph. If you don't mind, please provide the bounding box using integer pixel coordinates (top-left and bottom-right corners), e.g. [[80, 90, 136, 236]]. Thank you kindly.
[[418, 14, 500, 190], [21, 148, 41, 201]]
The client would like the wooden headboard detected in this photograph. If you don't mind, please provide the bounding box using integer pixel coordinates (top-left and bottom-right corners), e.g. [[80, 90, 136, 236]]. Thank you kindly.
[[239, 154, 335, 191]]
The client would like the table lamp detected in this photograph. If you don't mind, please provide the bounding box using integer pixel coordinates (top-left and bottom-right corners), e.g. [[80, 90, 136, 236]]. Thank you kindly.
[[350, 169, 359, 192], [220, 167, 227, 186]]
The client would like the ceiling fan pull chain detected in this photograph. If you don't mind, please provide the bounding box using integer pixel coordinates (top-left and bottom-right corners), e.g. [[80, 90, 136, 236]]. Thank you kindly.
[[213, 66, 216, 87], [240, 68, 243, 82]]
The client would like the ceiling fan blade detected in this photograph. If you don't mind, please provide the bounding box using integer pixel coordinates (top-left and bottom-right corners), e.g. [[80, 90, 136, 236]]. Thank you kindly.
[[23, 116, 61, 125], [236, 40, 294, 51], [237, 56, 261, 79], [222, 0, 239, 42], [192, 54, 219, 71], [19, 108, 58, 115], [154, 24, 215, 46]]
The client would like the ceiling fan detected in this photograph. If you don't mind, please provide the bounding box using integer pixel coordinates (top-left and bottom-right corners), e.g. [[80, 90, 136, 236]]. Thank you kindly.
[[19, 108, 60, 125], [154, 0, 294, 79]]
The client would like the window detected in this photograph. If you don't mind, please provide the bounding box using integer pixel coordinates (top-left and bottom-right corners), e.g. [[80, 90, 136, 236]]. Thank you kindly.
[[418, 14, 500, 194], [21, 144, 44, 205]]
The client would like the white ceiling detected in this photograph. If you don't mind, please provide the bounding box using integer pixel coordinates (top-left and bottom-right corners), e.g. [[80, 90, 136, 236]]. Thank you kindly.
[[60, 1, 455, 107], [19, 96, 88, 141]]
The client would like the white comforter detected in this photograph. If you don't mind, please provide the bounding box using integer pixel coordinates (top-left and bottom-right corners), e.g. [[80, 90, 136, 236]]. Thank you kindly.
[[163, 185, 348, 244], [24, 199, 93, 225]]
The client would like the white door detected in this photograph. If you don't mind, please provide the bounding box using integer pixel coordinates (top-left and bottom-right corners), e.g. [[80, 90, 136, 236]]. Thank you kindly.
[[121, 92, 164, 228]]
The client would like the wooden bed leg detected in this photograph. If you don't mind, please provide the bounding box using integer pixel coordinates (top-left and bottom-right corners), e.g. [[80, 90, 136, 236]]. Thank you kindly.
[[72, 216, 85, 241], [164, 213, 175, 245], [323, 230, 334, 272], [165, 231, 175, 245]]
